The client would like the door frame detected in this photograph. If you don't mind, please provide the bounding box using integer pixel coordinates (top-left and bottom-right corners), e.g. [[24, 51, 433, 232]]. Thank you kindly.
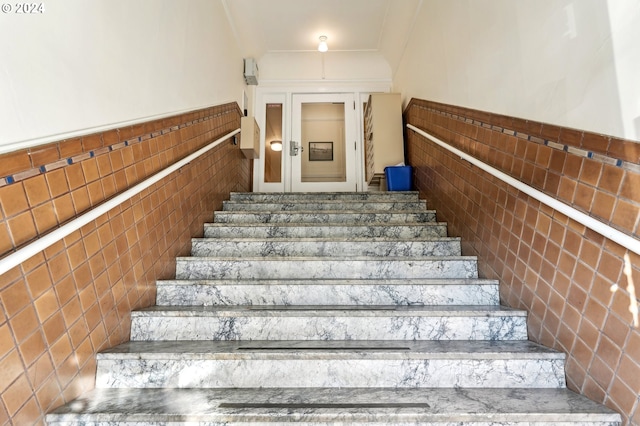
[[253, 83, 391, 193]]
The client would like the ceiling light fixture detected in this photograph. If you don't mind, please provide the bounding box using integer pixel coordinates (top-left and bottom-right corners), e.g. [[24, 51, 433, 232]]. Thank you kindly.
[[318, 35, 328, 53], [270, 140, 283, 152]]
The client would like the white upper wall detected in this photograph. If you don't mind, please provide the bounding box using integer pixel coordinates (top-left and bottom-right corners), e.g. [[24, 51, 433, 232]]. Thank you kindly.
[[0, 0, 246, 153], [394, 0, 640, 141], [258, 51, 392, 85], [5, 0, 636, 151]]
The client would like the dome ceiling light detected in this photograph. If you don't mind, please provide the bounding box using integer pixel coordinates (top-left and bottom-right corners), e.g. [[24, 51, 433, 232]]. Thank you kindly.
[[318, 35, 328, 52], [270, 140, 283, 152]]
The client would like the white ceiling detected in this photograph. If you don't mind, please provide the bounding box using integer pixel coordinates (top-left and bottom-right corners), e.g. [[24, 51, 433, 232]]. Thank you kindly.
[[222, 0, 422, 68]]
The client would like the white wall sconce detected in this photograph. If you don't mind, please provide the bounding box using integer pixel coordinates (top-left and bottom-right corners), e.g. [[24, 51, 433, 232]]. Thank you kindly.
[[270, 140, 283, 151], [318, 35, 328, 52]]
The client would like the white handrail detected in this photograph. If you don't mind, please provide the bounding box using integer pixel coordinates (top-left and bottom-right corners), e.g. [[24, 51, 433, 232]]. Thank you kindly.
[[0, 128, 241, 276], [407, 124, 640, 256]]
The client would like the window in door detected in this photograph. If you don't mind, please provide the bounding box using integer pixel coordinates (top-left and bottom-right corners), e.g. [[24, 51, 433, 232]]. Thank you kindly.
[[264, 103, 283, 183], [301, 102, 346, 183]]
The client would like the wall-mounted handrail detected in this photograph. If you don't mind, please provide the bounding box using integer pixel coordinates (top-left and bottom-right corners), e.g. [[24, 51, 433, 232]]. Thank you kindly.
[[407, 124, 640, 256], [0, 128, 241, 276]]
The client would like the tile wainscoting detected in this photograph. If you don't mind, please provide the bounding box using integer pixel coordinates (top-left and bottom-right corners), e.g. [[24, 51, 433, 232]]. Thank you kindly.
[[0, 102, 251, 425], [405, 98, 639, 425]]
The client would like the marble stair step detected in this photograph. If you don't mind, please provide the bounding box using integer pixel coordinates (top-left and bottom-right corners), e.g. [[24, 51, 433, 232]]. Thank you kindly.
[[213, 210, 437, 224], [155, 278, 500, 307], [130, 305, 527, 341], [204, 222, 449, 239], [94, 340, 565, 389], [175, 256, 478, 280], [230, 191, 420, 202], [191, 237, 462, 258], [223, 200, 427, 212], [46, 387, 622, 425]]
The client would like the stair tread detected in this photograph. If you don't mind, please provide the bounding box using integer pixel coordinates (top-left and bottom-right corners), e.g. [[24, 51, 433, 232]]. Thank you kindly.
[[204, 222, 448, 227], [216, 209, 436, 214], [233, 191, 420, 194], [223, 199, 426, 206], [157, 278, 498, 285], [221, 204, 428, 212], [156, 279, 500, 307], [99, 340, 561, 359], [192, 237, 461, 242], [131, 305, 527, 341], [203, 222, 449, 238], [232, 191, 419, 196], [133, 304, 526, 317], [223, 201, 426, 206], [46, 387, 620, 423], [177, 255, 477, 261]]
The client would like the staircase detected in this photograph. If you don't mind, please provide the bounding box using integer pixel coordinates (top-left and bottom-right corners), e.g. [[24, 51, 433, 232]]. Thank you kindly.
[[47, 191, 621, 425]]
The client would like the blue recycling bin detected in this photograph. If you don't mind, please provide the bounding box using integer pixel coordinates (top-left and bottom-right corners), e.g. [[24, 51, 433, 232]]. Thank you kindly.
[[384, 166, 412, 191]]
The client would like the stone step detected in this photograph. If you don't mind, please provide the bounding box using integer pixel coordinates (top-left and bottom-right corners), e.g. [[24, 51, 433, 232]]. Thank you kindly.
[[204, 222, 449, 239], [130, 305, 527, 341], [47, 189, 623, 425], [94, 340, 564, 389], [191, 237, 462, 258], [155, 278, 500, 307], [213, 210, 437, 224], [175, 256, 478, 280], [223, 200, 428, 212], [46, 387, 622, 425], [230, 191, 420, 202]]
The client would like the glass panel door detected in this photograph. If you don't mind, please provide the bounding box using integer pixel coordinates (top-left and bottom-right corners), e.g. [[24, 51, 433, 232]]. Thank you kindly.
[[291, 93, 357, 192]]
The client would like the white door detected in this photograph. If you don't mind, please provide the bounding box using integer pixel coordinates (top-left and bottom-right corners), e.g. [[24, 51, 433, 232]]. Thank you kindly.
[[290, 93, 358, 192]]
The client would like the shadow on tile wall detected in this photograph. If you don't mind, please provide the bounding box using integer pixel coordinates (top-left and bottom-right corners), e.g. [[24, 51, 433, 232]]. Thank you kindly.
[[0, 102, 251, 425], [405, 98, 640, 425]]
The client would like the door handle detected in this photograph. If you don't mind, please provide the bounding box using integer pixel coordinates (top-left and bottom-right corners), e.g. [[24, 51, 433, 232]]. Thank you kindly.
[[290, 141, 300, 156]]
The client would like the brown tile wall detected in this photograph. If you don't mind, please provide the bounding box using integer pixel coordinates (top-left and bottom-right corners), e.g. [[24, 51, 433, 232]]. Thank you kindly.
[[405, 98, 640, 425], [0, 102, 251, 425]]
